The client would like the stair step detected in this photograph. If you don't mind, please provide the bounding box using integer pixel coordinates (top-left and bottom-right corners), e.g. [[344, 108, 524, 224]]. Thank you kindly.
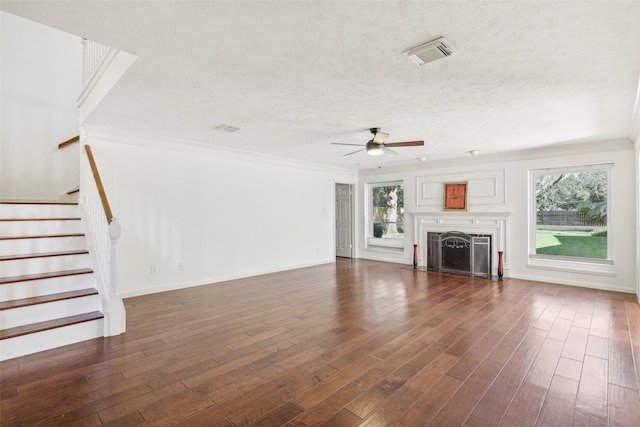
[[1, 235, 87, 259], [0, 202, 79, 221], [0, 268, 93, 285], [0, 199, 104, 360], [0, 311, 103, 340], [0, 233, 85, 241], [0, 201, 78, 205], [0, 288, 98, 310], [0, 220, 83, 237], [0, 218, 81, 222], [0, 250, 91, 276], [0, 249, 89, 261]]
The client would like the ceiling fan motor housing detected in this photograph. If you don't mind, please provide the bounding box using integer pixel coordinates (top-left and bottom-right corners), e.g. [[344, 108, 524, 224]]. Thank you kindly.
[[371, 128, 389, 144]]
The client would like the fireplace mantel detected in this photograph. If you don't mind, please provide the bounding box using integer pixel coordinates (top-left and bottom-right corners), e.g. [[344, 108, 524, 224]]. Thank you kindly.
[[408, 211, 511, 276]]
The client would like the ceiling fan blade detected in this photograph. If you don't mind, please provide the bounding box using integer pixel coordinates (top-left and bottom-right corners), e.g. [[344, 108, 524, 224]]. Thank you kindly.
[[384, 140, 424, 147], [372, 131, 389, 144], [331, 143, 366, 147], [344, 148, 365, 156]]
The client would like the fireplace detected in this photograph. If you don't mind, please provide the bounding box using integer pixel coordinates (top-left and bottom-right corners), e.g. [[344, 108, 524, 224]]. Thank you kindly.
[[411, 212, 510, 278], [427, 231, 491, 277]]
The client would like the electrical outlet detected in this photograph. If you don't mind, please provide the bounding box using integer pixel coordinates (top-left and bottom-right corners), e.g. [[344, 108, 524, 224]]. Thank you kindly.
[[178, 263, 184, 271], [151, 265, 157, 274]]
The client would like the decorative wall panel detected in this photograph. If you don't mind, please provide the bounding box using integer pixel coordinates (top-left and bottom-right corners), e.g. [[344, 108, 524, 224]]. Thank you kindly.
[[416, 169, 505, 209]]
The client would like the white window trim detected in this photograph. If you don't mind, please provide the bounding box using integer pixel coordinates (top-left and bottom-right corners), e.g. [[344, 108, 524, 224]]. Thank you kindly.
[[365, 180, 405, 251], [528, 163, 614, 275]]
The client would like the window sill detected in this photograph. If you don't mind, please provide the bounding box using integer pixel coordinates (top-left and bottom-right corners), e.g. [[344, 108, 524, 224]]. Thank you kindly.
[[527, 255, 615, 277], [367, 237, 404, 250]]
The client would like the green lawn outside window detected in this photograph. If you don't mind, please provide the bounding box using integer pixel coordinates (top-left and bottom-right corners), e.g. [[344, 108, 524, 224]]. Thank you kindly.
[[535, 229, 606, 259]]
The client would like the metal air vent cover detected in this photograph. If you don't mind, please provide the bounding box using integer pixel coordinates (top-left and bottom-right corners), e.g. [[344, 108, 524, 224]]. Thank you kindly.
[[404, 37, 455, 66]]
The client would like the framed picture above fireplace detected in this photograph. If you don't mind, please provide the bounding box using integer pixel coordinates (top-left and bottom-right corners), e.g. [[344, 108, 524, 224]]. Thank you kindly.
[[443, 181, 468, 211]]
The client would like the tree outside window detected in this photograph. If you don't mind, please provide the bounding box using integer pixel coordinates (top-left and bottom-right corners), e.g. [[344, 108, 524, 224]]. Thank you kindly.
[[532, 166, 610, 260], [367, 181, 404, 249]]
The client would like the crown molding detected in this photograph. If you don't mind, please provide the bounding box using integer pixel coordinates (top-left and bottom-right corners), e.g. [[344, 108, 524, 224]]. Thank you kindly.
[[81, 124, 357, 177], [359, 138, 634, 177]]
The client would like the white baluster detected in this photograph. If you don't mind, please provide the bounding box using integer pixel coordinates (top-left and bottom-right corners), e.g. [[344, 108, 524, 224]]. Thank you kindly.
[[81, 39, 112, 92], [79, 145, 124, 335]]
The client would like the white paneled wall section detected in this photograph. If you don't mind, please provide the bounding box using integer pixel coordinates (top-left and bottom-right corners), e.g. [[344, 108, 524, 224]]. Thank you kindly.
[[415, 169, 506, 210]]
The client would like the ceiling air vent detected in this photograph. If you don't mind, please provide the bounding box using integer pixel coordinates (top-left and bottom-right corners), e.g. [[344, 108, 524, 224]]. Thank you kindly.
[[403, 37, 454, 66], [215, 124, 240, 133]]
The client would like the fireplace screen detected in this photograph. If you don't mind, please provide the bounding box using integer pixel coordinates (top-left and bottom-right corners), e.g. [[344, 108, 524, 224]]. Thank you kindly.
[[427, 231, 491, 278]]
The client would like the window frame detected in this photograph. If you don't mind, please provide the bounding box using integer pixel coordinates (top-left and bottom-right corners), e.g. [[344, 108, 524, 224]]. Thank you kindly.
[[365, 180, 405, 250], [528, 164, 614, 275]]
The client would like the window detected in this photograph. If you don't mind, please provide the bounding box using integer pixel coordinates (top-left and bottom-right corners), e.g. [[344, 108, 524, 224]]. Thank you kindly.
[[529, 164, 613, 273], [366, 181, 404, 249]]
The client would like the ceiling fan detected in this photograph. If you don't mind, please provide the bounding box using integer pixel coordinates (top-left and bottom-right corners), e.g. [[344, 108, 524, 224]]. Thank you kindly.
[[332, 128, 424, 156]]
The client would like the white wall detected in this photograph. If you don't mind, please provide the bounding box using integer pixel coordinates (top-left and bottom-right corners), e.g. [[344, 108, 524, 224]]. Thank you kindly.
[[83, 126, 356, 297], [0, 12, 81, 200], [635, 136, 640, 301], [634, 79, 640, 300], [357, 140, 636, 294]]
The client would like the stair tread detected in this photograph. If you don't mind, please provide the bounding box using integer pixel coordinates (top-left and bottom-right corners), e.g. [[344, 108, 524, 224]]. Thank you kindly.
[[0, 288, 98, 310], [0, 268, 93, 284], [0, 249, 89, 262], [0, 233, 85, 241], [0, 217, 80, 222], [0, 201, 78, 205], [0, 311, 103, 340]]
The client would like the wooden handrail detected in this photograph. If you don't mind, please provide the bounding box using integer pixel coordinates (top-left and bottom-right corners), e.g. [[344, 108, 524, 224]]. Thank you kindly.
[[58, 135, 80, 150], [84, 145, 114, 224]]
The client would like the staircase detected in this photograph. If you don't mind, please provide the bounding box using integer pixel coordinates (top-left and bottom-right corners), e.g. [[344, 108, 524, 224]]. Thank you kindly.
[[0, 201, 104, 361]]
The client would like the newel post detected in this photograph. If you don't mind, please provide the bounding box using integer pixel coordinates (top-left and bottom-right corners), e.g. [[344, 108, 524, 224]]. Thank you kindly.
[[107, 217, 126, 335], [109, 217, 121, 296]]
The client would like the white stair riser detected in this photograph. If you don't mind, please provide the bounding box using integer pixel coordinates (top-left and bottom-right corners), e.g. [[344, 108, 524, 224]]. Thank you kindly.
[[0, 220, 83, 237], [0, 294, 100, 329], [0, 318, 103, 361], [0, 235, 87, 256], [0, 253, 91, 278], [0, 204, 79, 219], [0, 273, 95, 301]]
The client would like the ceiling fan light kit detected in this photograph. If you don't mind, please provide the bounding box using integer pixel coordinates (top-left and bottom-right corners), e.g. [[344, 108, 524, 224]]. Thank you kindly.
[[366, 143, 384, 156]]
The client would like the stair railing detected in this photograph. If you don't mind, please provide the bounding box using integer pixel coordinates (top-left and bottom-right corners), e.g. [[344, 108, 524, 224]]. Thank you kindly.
[[80, 144, 125, 335], [82, 39, 112, 88], [58, 135, 80, 150]]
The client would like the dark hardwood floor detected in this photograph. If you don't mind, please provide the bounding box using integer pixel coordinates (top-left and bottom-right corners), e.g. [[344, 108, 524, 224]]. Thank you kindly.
[[1, 258, 639, 426]]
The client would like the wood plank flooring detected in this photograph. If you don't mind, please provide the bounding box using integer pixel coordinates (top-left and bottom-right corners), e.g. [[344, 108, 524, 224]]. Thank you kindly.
[[1, 258, 639, 426]]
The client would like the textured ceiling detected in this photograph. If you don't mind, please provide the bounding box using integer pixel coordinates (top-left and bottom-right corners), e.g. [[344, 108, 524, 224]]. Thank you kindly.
[[3, 1, 640, 170]]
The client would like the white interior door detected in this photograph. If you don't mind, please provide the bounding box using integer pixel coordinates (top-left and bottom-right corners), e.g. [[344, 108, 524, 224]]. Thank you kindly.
[[335, 183, 352, 258]]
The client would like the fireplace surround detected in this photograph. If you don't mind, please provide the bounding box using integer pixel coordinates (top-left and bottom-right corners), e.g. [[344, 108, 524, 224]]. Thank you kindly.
[[411, 212, 510, 278]]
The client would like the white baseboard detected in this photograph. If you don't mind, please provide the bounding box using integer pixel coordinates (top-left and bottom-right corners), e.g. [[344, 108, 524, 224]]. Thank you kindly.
[[508, 272, 636, 294], [119, 259, 336, 299]]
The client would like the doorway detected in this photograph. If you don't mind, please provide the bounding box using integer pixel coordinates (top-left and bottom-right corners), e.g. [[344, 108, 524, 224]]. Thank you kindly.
[[335, 183, 353, 258]]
